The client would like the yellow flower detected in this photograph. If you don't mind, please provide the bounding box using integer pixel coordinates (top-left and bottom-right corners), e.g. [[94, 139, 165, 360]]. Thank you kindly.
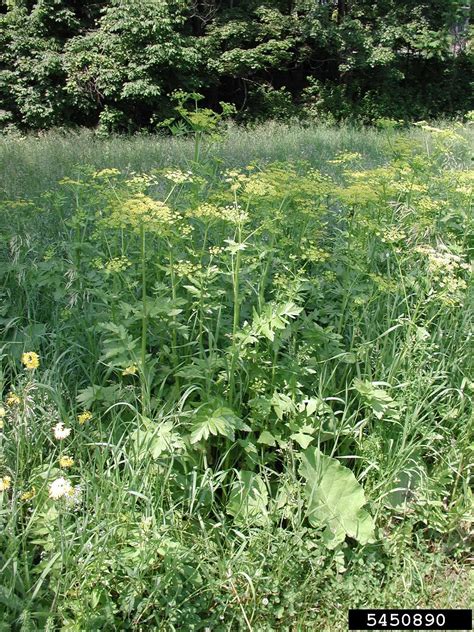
[[49, 477, 73, 500], [0, 406, 5, 430], [105, 194, 176, 233], [104, 256, 131, 274], [6, 392, 20, 407], [59, 456, 74, 468], [20, 487, 36, 501], [0, 476, 11, 491], [21, 351, 40, 370], [53, 422, 71, 440], [92, 168, 121, 179], [77, 411, 92, 425], [163, 169, 194, 184], [188, 203, 221, 220], [122, 365, 138, 376]]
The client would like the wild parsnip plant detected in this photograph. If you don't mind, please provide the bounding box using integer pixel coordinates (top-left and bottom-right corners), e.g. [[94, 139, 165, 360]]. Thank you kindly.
[[0, 122, 472, 630]]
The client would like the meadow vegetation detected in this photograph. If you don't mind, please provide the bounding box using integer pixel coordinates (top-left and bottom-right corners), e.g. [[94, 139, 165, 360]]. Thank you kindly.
[[0, 121, 472, 630]]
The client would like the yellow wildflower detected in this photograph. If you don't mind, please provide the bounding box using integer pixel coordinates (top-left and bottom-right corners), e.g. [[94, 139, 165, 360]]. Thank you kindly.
[[20, 487, 36, 501], [327, 151, 362, 165], [188, 203, 221, 220], [0, 476, 11, 491], [122, 365, 138, 376], [244, 177, 277, 198], [105, 194, 176, 233], [77, 411, 92, 425], [59, 456, 74, 468], [104, 256, 131, 274], [172, 260, 201, 277], [163, 169, 194, 184], [6, 392, 20, 407], [92, 168, 121, 179], [21, 351, 40, 370]]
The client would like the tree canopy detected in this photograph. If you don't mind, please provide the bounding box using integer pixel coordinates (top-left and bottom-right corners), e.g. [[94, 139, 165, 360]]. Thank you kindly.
[[0, 0, 472, 131]]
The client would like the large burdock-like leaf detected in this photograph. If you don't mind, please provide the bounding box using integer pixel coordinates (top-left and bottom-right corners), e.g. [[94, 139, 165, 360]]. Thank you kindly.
[[299, 447, 375, 548]]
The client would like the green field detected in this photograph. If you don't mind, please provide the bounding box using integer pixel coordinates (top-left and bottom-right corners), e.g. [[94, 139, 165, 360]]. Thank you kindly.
[[0, 123, 472, 630]]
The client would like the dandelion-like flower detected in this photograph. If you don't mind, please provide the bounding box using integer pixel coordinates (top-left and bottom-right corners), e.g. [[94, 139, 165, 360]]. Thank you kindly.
[[6, 392, 20, 407], [0, 476, 12, 491], [20, 487, 36, 501], [53, 422, 71, 440], [59, 456, 74, 468], [0, 406, 5, 430], [49, 477, 73, 500], [21, 351, 40, 370], [77, 411, 92, 425]]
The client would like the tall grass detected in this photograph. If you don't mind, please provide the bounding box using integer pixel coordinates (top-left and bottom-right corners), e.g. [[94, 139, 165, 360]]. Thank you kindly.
[[3, 121, 471, 200]]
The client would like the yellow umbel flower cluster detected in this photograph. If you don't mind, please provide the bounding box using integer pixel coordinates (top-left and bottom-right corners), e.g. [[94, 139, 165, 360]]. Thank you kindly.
[[163, 169, 194, 184], [104, 256, 131, 274], [188, 203, 222, 220], [172, 260, 201, 278], [92, 168, 121, 179], [244, 177, 277, 198], [105, 194, 177, 233], [327, 151, 362, 165], [21, 351, 40, 370]]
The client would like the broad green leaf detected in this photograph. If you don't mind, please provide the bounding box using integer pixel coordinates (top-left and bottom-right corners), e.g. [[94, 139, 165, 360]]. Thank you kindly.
[[257, 430, 277, 446], [190, 405, 249, 444], [290, 432, 314, 449], [271, 391, 295, 420], [227, 471, 269, 526], [131, 420, 183, 459], [299, 447, 376, 547], [353, 379, 399, 420], [76, 384, 120, 407]]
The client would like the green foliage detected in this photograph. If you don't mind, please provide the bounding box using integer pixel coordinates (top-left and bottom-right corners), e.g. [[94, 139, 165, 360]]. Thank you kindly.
[[0, 0, 472, 130]]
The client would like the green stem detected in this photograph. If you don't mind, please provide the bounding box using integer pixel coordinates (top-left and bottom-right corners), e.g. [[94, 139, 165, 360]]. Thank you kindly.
[[168, 243, 180, 396], [229, 223, 242, 405], [140, 223, 148, 412], [194, 132, 201, 164]]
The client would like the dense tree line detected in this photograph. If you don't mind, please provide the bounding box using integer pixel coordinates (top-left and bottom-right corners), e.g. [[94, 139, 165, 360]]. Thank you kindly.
[[0, 0, 472, 131]]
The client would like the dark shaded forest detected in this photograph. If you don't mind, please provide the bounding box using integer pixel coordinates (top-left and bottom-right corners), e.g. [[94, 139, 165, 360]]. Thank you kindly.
[[0, 0, 472, 132]]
